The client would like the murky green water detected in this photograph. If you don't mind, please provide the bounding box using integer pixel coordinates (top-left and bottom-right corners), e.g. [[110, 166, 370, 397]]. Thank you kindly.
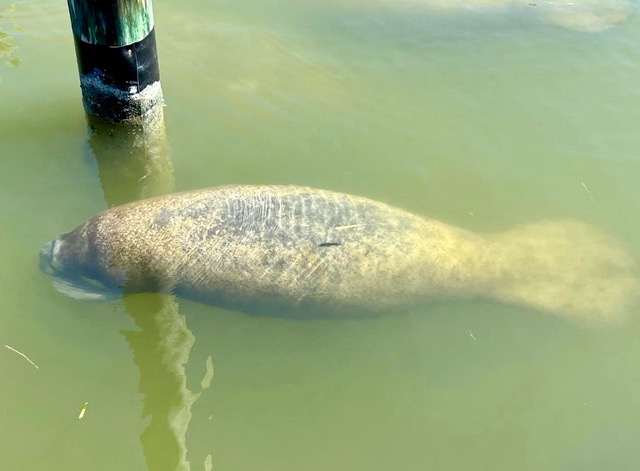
[[2, 0, 640, 470]]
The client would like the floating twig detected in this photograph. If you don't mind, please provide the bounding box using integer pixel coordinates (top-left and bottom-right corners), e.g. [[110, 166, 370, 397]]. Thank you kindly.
[[581, 182, 596, 203], [4, 344, 39, 369]]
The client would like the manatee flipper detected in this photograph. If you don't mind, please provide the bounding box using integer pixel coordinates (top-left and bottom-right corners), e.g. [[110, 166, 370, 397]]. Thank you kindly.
[[52, 277, 121, 302]]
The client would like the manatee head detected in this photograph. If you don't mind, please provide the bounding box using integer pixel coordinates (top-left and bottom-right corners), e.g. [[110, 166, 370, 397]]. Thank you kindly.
[[39, 219, 135, 301]]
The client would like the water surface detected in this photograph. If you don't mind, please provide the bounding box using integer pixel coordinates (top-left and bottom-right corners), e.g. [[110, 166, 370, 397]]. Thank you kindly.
[[1, 0, 640, 470]]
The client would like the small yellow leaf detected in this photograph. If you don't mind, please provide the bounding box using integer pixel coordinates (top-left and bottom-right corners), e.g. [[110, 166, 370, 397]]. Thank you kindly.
[[78, 402, 89, 419]]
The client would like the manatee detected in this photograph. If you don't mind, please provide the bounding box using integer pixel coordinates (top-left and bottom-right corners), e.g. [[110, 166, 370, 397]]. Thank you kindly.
[[533, 0, 635, 33], [343, 0, 635, 33], [39, 185, 638, 324]]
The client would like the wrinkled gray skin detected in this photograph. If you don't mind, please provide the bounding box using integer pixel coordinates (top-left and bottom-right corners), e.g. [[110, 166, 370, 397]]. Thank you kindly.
[[40, 185, 638, 324]]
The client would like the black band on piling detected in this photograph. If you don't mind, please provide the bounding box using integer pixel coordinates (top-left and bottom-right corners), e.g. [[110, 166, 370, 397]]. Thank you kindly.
[[73, 28, 160, 93]]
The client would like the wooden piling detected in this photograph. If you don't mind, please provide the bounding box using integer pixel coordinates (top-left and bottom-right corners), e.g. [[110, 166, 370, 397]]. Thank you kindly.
[[67, 0, 163, 130], [67, 0, 174, 205]]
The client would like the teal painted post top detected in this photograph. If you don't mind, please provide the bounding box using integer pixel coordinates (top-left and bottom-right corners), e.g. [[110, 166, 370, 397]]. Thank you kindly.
[[67, 0, 154, 46]]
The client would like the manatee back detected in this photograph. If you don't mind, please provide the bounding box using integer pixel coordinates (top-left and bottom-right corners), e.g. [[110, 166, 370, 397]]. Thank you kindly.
[[109, 185, 438, 315]]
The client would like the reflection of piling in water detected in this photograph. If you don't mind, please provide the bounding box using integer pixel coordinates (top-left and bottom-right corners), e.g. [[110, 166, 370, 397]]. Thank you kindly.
[[122, 294, 199, 471]]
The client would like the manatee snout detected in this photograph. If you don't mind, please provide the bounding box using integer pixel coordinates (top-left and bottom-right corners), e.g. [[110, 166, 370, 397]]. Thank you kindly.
[[39, 239, 61, 276], [39, 236, 118, 302]]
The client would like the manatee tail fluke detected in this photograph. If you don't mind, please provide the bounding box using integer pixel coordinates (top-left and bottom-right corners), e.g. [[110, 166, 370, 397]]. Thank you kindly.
[[488, 221, 639, 325]]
